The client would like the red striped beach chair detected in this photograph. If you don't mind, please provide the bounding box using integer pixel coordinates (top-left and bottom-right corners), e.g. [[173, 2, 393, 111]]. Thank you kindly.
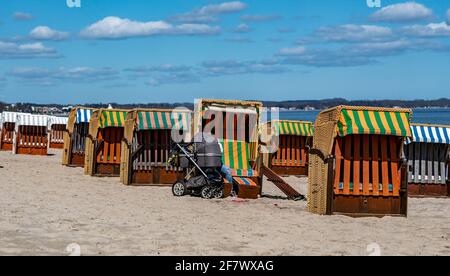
[[194, 99, 263, 199]]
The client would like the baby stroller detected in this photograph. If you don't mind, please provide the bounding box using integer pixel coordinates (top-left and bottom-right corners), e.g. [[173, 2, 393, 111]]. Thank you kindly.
[[168, 133, 224, 199]]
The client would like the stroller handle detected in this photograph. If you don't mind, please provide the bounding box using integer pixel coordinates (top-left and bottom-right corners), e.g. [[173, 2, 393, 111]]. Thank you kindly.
[[174, 143, 208, 178]]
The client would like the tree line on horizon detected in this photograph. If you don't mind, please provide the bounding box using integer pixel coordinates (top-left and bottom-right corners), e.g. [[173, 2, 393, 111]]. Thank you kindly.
[[1, 98, 449, 113]]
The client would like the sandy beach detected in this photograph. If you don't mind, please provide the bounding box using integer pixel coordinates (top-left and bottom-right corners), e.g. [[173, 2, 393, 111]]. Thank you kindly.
[[0, 150, 449, 256]]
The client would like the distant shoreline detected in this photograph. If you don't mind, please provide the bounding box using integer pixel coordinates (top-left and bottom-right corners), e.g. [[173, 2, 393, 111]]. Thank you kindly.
[[1, 98, 449, 114], [278, 107, 450, 112]]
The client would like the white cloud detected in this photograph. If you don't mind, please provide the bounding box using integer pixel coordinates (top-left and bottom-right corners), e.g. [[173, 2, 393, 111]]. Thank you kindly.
[[232, 23, 251, 33], [8, 67, 52, 78], [402, 22, 450, 37], [370, 2, 433, 22], [241, 15, 282, 22], [59, 67, 118, 81], [347, 40, 411, 56], [29, 26, 69, 41], [8, 66, 119, 86], [146, 72, 200, 87], [277, 36, 450, 68], [80, 16, 220, 39], [200, 59, 289, 77], [278, 27, 295, 34], [224, 37, 254, 43], [170, 1, 247, 23], [0, 76, 6, 88], [267, 37, 284, 43], [277, 46, 306, 56], [125, 64, 192, 73], [0, 41, 59, 59], [195, 1, 247, 15], [314, 24, 394, 42], [246, 63, 288, 74], [13, 12, 34, 21]]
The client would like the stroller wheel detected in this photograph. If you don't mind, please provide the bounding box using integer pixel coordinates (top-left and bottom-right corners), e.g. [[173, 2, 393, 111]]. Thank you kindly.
[[201, 186, 212, 199], [172, 182, 187, 197], [214, 188, 224, 199]]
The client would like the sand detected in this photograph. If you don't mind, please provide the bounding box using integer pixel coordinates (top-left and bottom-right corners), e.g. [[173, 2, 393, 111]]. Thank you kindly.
[[0, 150, 449, 256]]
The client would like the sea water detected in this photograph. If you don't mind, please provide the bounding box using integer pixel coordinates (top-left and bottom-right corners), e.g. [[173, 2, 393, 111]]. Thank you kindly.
[[279, 108, 450, 125]]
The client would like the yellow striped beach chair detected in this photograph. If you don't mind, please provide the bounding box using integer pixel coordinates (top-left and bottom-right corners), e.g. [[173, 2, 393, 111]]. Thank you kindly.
[[220, 139, 260, 198], [269, 120, 314, 176], [85, 109, 129, 176], [308, 106, 412, 217]]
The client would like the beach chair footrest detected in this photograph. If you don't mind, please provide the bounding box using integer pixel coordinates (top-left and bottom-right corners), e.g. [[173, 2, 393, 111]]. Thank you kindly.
[[233, 177, 260, 199]]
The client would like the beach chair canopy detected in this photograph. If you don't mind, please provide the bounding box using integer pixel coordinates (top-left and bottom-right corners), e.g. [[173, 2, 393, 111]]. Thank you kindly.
[[312, 106, 412, 158], [16, 114, 49, 128], [219, 139, 257, 177], [65, 107, 96, 134], [270, 120, 314, 136], [1, 112, 30, 125], [99, 110, 128, 128], [48, 116, 68, 128], [195, 99, 262, 186], [337, 106, 412, 137], [135, 110, 191, 131], [196, 99, 262, 142], [408, 124, 450, 145], [76, 108, 94, 124]]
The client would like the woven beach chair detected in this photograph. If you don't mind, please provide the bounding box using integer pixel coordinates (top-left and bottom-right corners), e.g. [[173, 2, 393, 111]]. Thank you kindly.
[[85, 109, 128, 176], [62, 107, 96, 167], [308, 106, 412, 217], [120, 108, 192, 186]]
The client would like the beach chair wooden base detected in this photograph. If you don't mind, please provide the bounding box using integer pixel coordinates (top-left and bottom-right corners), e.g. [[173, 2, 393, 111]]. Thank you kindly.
[[223, 178, 261, 199], [408, 183, 449, 198], [271, 165, 308, 177], [406, 140, 449, 198], [223, 182, 233, 198], [237, 184, 261, 199], [131, 169, 184, 186], [95, 163, 121, 176], [49, 143, 64, 149], [270, 134, 311, 177], [1, 124, 15, 152], [332, 195, 407, 217], [234, 177, 261, 199], [0, 143, 13, 151], [93, 127, 124, 177], [16, 147, 48, 156], [312, 134, 409, 217], [69, 153, 85, 167]]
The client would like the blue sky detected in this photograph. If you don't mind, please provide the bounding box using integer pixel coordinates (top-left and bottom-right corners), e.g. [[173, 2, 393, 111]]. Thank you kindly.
[[0, 0, 449, 104]]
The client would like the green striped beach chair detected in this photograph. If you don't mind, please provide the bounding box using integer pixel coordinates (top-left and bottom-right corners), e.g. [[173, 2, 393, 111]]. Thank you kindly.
[[220, 139, 260, 199]]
